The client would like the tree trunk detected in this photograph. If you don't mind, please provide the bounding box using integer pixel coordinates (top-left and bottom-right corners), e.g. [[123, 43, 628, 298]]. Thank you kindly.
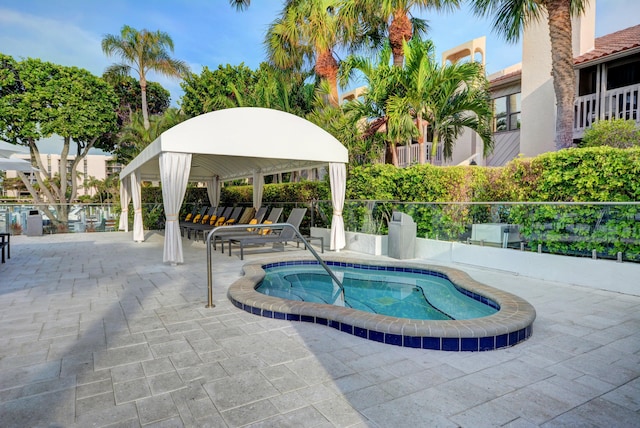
[[389, 142, 399, 167], [389, 11, 412, 67], [315, 49, 340, 107], [140, 76, 150, 130], [430, 134, 439, 165], [416, 116, 426, 164], [547, 0, 575, 150]]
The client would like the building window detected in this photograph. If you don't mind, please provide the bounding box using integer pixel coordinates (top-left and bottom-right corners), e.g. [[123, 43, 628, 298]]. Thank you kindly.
[[493, 93, 521, 132], [607, 57, 640, 90]]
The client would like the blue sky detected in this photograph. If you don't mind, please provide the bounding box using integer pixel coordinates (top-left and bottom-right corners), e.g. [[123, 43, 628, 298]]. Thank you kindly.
[[0, 0, 638, 153]]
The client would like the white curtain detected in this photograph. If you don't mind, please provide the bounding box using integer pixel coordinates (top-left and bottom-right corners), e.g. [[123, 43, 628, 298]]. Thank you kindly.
[[252, 170, 264, 210], [118, 176, 131, 232], [329, 162, 346, 251], [160, 152, 192, 264], [130, 170, 144, 242], [206, 175, 220, 207]]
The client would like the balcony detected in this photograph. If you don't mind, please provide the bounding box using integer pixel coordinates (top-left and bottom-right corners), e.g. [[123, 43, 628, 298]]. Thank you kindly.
[[385, 142, 443, 167], [574, 83, 640, 139]]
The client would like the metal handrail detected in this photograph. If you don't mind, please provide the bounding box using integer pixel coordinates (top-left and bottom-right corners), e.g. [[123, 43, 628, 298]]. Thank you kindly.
[[204, 223, 344, 308]]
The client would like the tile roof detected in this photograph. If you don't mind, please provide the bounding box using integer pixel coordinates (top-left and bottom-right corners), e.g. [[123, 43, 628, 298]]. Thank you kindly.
[[489, 24, 640, 82], [574, 24, 640, 65], [489, 69, 522, 85]]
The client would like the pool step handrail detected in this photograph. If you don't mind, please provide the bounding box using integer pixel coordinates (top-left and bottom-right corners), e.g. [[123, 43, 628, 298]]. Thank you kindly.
[[205, 223, 344, 308]]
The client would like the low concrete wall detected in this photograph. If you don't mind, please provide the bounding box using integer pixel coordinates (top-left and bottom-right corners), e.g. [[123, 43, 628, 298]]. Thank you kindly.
[[311, 227, 388, 256], [415, 238, 640, 296], [311, 229, 638, 295]]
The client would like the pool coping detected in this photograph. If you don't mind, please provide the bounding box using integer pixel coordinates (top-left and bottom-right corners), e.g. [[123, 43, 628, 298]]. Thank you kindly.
[[227, 255, 536, 351]]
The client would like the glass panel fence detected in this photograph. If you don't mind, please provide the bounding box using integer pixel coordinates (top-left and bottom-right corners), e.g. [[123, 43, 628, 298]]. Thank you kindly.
[[311, 201, 640, 263], [3, 201, 638, 263]]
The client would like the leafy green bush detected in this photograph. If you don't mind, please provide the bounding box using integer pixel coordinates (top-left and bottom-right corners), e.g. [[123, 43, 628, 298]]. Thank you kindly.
[[581, 118, 640, 148]]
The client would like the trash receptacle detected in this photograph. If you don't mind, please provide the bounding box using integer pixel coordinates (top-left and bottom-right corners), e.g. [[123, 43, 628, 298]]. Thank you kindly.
[[388, 211, 416, 259], [26, 210, 43, 236]]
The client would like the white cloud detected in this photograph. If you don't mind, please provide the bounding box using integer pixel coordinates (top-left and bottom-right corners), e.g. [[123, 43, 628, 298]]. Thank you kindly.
[[0, 8, 110, 75]]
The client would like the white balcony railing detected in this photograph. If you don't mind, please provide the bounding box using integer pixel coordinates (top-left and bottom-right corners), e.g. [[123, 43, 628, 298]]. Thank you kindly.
[[392, 142, 443, 167], [574, 83, 640, 138]]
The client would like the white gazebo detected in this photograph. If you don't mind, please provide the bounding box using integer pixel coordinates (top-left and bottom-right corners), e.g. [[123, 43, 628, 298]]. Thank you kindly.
[[119, 107, 348, 264]]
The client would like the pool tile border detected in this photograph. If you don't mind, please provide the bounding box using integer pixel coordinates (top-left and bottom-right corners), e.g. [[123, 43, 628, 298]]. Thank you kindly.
[[227, 256, 536, 351]]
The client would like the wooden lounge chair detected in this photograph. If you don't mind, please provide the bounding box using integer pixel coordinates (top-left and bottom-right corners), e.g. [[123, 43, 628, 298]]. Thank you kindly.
[[214, 207, 282, 251], [226, 208, 309, 260]]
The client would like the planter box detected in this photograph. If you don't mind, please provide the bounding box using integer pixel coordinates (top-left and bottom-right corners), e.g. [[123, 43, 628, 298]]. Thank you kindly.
[[311, 227, 388, 256]]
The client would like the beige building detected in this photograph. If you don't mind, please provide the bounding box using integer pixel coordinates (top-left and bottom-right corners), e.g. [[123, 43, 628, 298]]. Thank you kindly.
[[5, 154, 122, 198], [448, 2, 639, 166], [347, 2, 639, 167]]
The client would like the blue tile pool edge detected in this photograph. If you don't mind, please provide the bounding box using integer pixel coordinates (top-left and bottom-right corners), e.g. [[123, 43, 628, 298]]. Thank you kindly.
[[228, 256, 536, 352], [229, 294, 533, 351]]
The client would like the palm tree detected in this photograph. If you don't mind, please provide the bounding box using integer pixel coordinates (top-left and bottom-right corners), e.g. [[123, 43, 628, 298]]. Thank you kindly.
[[101, 25, 190, 130], [399, 39, 493, 162], [229, 0, 250, 10], [468, 0, 588, 149], [265, 0, 345, 107], [340, 43, 412, 166], [341, 39, 493, 165], [116, 108, 186, 163], [341, 0, 460, 67]]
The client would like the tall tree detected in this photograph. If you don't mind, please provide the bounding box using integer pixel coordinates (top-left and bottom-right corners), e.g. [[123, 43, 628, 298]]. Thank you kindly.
[[341, 0, 460, 67], [399, 39, 493, 162], [340, 39, 493, 165], [116, 108, 186, 164], [265, 0, 345, 107], [180, 64, 257, 116], [468, 0, 588, 149], [229, 0, 251, 10], [101, 25, 190, 130], [339, 43, 410, 166], [103, 72, 170, 126], [0, 54, 118, 224]]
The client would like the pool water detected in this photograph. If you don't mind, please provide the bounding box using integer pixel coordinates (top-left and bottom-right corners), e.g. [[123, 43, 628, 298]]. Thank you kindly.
[[257, 264, 498, 320]]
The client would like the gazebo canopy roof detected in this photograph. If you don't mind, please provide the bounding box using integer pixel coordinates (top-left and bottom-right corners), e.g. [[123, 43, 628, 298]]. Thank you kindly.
[[119, 107, 348, 182]]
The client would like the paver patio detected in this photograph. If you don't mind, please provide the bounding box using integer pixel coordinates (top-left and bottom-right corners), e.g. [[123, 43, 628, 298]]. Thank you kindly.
[[0, 231, 638, 427]]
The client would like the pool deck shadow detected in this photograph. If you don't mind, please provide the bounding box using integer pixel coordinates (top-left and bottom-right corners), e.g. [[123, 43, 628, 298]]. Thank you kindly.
[[0, 231, 638, 427]]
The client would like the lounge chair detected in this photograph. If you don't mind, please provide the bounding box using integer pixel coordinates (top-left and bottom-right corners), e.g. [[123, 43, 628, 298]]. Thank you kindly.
[[226, 208, 311, 260], [194, 206, 257, 242], [180, 206, 206, 237], [214, 206, 282, 251], [184, 206, 217, 239], [188, 206, 230, 239]]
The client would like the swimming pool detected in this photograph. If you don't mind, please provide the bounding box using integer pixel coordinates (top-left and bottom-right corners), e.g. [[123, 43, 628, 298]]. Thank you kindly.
[[256, 263, 499, 321], [228, 256, 536, 351]]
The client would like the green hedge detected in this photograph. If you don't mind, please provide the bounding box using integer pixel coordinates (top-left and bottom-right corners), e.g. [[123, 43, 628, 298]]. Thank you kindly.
[[346, 147, 640, 202], [343, 147, 640, 259], [137, 147, 639, 259]]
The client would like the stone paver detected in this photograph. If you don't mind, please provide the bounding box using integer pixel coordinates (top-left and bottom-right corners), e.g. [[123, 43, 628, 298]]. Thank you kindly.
[[0, 231, 638, 427]]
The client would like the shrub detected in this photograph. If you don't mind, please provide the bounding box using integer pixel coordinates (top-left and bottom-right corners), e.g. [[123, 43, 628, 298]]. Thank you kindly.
[[581, 118, 640, 148]]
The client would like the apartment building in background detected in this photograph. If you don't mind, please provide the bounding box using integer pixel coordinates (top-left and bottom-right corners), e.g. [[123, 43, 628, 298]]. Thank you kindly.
[[4, 154, 122, 199]]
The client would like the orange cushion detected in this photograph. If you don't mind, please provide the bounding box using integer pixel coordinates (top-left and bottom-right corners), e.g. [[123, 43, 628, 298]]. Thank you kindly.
[[209, 215, 218, 225], [185, 213, 193, 221], [201, 215, 210, 224], [192, 214, 201, 223], [214, 217, 226, 226], [246, 218, 258, 232], [259, 220, 272, 235]]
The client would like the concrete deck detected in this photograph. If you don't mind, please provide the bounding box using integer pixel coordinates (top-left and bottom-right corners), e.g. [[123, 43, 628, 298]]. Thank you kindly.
[[0, 232, 638, 427]]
